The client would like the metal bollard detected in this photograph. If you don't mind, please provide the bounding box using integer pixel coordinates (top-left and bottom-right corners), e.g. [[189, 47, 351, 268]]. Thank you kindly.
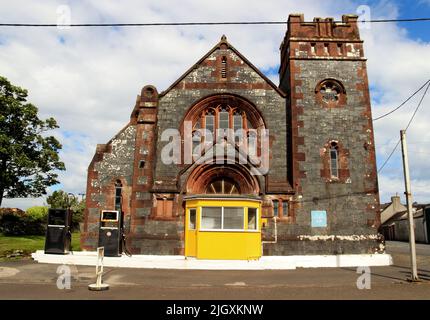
[[88, 247, 109, 291]]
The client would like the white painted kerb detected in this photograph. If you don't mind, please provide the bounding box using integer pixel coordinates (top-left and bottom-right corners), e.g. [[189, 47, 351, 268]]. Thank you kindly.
[[31, 251, 392, 270]]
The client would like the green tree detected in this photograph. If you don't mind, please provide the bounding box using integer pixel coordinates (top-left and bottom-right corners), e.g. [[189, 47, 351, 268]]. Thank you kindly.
[[47, 190, 85, 229], [0, 76, 65, 206], [46, 190, 78, 209]]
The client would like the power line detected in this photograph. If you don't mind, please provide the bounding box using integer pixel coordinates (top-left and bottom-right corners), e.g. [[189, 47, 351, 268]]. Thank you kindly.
[[373, 79, 430, 121], [378, 140, 401, 173], [377, 82, 430, 173], [405, 82, 430, 131], [1, 17, 430, 27]]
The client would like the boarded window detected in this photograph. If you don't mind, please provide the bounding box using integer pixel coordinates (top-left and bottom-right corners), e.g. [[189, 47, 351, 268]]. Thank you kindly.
[[156, 198, 173, 218]]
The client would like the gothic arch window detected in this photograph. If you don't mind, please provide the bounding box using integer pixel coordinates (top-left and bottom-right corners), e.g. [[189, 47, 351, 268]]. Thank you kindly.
[[329, 142, 339, 179], [198, 104, 254, 143], [114, 180, 122, 212], [315, 79, 346, 107], [320, 140, 350, 183], [181, 95, 267, 164]]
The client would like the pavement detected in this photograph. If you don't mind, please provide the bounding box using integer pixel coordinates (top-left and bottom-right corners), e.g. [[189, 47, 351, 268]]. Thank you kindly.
[[0, 241, 429, 300]]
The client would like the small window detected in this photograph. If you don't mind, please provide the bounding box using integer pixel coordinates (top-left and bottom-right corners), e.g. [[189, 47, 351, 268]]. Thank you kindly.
[[248, 208, 257, 230], [273, 200, 279, 217], [282, 201, 289, 217], [114, 180, 122, 212], [330, 142, 339, 178], [221, 56, 227, 78], [189, 209, 196, 230], [139, 160, 145, 168]]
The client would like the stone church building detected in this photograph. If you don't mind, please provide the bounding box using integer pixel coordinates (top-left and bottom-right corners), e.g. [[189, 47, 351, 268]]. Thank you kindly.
[[81, 14, 383, 259]]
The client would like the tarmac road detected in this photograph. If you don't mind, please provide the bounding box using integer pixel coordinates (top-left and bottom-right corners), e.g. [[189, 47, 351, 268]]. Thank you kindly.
[[0, 241, 429, 300]]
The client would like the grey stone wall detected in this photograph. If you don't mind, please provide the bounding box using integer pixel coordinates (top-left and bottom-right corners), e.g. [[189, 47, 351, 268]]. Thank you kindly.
[[154, 48, 287, 189], [264, 59, 380, 255], [94, 125, 137, 188], [131, 220, 184, 255]]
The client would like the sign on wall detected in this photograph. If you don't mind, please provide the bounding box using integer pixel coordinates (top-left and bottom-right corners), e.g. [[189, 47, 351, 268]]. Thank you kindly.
[[311, 210, 327, 228]]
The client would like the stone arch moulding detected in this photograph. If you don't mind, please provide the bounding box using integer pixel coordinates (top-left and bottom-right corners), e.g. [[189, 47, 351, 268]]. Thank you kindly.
[[182, 163, 262, 196]]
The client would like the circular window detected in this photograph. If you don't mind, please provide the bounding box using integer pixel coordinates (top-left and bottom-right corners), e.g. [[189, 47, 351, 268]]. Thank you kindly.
[[320, 82, 340, 103], [315, 79, 346, 107]]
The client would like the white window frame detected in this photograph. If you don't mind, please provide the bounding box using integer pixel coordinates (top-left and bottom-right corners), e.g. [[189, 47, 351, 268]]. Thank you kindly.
[[199, 206, 259, 232], [247, 207, 259, 231]]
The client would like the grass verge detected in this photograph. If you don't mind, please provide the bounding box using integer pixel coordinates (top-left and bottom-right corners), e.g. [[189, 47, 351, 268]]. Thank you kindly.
[[0, 231, 81, 261]]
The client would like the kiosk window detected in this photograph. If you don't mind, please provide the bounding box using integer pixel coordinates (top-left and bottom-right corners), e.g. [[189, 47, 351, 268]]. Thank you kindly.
[[223, 207, 244, 229], [189, 209, 196, 230], [248, 208, 257, 230], [201, 207, 222, 229], [201, 207, 256, 231]]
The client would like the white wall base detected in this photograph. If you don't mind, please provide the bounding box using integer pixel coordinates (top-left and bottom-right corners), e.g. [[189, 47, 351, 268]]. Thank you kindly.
[[31, 250, 393, 270]]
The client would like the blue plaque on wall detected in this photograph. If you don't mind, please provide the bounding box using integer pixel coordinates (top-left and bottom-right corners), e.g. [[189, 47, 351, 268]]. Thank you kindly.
[[311, 210, 327, 228]]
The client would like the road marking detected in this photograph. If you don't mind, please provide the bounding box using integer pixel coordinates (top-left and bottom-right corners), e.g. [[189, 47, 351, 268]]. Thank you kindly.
[[0, 267, 20, 278]]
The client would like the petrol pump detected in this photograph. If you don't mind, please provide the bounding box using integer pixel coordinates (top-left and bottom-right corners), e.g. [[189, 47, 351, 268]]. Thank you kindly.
[[45, 208, 72, 254], [98, 210, 122, 257]]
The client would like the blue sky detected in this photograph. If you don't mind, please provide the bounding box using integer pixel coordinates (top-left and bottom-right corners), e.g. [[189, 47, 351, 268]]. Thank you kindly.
[[1, 0, 430, 209], [384, 0, 430, 42]]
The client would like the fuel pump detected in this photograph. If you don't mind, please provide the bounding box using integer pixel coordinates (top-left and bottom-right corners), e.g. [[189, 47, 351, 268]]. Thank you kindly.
[[98, 210, 122, 257], [45, 209, 72, 254]]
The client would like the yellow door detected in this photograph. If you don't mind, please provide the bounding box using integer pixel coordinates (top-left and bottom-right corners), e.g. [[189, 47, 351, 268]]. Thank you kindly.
[[185, 208, 197, 257]]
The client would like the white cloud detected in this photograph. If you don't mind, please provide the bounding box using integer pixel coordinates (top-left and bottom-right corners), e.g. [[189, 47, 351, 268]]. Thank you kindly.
[[1, 0, 429, 209]]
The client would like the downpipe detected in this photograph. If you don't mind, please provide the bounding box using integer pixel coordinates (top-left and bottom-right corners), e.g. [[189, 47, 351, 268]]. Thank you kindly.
[[261, 216, 277, 253]]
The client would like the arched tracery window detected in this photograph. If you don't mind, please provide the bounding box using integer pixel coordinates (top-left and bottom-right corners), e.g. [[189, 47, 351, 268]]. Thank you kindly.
[[194, 104, 254, 141]]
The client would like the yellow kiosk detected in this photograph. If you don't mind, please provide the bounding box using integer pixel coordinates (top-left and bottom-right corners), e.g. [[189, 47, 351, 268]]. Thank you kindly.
[[184, 196, 262, 260]]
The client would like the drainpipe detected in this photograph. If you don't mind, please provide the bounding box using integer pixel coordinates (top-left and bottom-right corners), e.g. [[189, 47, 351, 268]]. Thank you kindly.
[[261, 217, 278, 254]]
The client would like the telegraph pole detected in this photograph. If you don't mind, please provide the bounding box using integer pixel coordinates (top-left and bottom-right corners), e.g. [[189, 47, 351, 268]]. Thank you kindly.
[[400, 130, 419, 281]]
